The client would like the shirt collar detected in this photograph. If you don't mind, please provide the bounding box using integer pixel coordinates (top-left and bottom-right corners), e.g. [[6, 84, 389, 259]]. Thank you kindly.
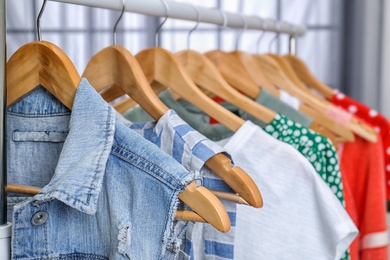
[[34, 78, 116, 215], [158, 90, 235, 141]]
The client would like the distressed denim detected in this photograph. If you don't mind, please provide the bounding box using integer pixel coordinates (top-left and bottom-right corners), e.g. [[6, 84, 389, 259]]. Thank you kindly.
[[122, 110, 237, 259], [7, 78, 194, 259]]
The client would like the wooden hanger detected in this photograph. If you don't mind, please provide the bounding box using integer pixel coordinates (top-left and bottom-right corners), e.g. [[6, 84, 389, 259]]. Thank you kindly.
[[82, 45, 264, 221], [204, 50, 344, 143], [85, 45, 264, 210], [7, 41, 80, 108], [254, 54, 327, 109], [8, 1, 231, 229], [230, 50, 341, 146], [283, 54, 334, 99], [6, 40, 231, 231], [252, 54, 373, 143], [135, 47, 245, 131], [100, 79, 167, 114], [133, 47, 263, 209], [283, 54, 379, 142], [176, 49, 276, 124], [267, 54, 326, 100], [232, 50, 280, 96], [4, 182, 222, 224], [7, 0, 80, 108], [82, 45, 235, 232], [204, 50, 260, 99], [266, 53, 377, 143], [87, 1, 263, 213]]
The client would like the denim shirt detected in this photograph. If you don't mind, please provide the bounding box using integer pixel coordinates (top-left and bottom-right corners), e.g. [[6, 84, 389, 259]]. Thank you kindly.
[[121, 110, 237, 260], [7, 78, 194, 259]]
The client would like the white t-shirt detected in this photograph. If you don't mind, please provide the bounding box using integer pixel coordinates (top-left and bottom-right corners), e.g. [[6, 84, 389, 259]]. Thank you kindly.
[[216, 121, 358, 260]]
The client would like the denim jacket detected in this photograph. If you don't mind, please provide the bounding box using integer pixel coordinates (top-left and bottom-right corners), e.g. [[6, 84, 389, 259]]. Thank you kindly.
[[7, 78, 194, 259]]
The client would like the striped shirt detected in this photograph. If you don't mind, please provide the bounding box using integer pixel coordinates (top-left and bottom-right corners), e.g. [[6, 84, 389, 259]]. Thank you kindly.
[[120, 109, 237, 259]]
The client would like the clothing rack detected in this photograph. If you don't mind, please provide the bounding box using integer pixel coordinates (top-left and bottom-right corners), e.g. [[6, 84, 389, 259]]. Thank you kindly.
[[0, 0, 307, 257], [50, 0, 306, 36]]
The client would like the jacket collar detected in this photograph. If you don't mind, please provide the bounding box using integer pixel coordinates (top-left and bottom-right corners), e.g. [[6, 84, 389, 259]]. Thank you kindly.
[[34, 78, 116, 215]]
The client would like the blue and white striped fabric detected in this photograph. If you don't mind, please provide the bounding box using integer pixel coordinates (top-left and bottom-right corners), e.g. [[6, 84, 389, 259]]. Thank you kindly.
[[120, 109, 237, 259], [181, 192, 237, 260]]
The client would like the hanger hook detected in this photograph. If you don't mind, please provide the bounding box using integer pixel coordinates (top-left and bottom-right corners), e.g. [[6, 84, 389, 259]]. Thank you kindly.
[[217, 9, 228, 51], [155, 0, 169, 47], [235, 14, 248, 51], [113, 0, 126, 45], [219, 9, 228, 29], [37, 0, 48, 41], [289, 24, 297, 55], [268, 22, 281, 53], [187, 4, 201, 50], [256, 18, 266, 53]]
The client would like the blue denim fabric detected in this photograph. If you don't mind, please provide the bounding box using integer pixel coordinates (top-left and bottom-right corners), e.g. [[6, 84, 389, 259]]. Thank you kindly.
[[121, 110, 237, 260], [7, 78, 194, 259]]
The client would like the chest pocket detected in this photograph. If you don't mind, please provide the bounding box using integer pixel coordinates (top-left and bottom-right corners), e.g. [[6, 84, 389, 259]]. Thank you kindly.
[[13, 130, 68, 142], [8, 130, 68, 189]]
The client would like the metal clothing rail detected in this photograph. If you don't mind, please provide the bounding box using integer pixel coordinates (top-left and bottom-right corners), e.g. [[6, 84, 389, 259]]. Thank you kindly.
[[49, 0, 306, 36]]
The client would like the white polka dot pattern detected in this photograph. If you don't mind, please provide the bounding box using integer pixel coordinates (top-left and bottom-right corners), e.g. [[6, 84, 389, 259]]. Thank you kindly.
[[369, 110, 378, 117], [336, 92, 345, 100], [264, 114, 350, 260], [264, 114, 345, 203], [331, 91, 390, 200], [348, 105, 357, 113]]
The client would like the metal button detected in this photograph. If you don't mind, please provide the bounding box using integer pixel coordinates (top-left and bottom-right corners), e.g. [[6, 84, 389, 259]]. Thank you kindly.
[[30, 211, 48, 226]]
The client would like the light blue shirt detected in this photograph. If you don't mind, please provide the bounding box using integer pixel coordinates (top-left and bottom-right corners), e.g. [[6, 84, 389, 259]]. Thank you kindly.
[[122, 110, 237, 260], [7, 78, 194, 259]]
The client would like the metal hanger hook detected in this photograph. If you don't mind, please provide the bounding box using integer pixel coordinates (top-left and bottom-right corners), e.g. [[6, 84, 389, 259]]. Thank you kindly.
[[217, 9, 228, 51], [289, 23, 298, 55], [155, 0, 169, 47], [113, 0, 126, 45], [187, 4, 201, 50], [268, 22, 281, 53], [256, 17, 266, 53], [219, 9, 228, 29], [37, 0, 48, 41], [235, 13, 248, 51]]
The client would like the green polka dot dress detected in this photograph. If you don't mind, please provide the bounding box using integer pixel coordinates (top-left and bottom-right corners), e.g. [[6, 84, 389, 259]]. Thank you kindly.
[[264, 114, 350, 260]]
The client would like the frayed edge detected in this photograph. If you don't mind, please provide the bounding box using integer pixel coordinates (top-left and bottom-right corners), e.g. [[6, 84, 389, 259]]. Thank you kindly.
[[161, 190, 184, 258], [117, 223, 131, 254]]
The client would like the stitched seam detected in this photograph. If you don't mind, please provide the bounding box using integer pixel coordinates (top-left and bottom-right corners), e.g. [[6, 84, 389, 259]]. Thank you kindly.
[[86, 106, 113, 205], [111, 145, 185, 190], [36, 107, 114, 207], [7, 111, 71, 118], [44, 204, 49, 256], [112, 148, 178, 190]]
